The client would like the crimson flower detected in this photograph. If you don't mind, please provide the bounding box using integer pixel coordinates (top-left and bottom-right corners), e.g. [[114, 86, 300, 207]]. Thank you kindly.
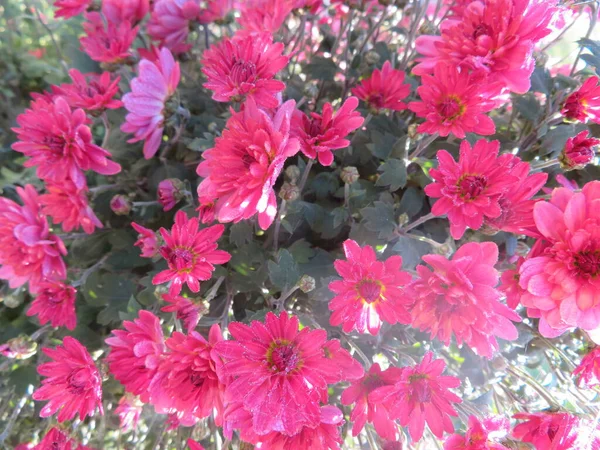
[[351, 61, 410, 114], [54, 69, 122, 113], [26, 281, 77, 330], [444, 416, 510, 449], [33, 337, 103, 422], [152, 210, 230, 295], [148, 0, 201, 54], [559, 130, 600, 170], [80, 12, 138, 64], [561, 76, 600, 123], [328, 239, 412, 335], [54, 0, 92, 19]]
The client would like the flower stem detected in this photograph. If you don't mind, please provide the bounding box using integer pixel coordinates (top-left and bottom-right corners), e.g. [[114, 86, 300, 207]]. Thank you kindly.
[[410, 133, 438, 159], [297, 159, 315, 194], [0, 395, 28, 444], [531, 159, 559, 171], [273, 199, 287, 253], [72, 253, 111, 287], [101, 112, 110, 148], [402, 212, 435, 232]]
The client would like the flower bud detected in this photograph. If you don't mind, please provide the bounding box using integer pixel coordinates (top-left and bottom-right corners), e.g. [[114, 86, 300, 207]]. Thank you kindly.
[[158, 178, 185, 212], [398, 213, 410, 227], [303, 83, 319, 98], [279, 182, 301, 202], [298, 275, 316, 293], [110, 194, 132, 215], [340, 166, 360, 184], [364, 50, 381, 66], [285, 165, 301, 183], [559, 130, 599, 170], [0, 336, 37, 360], [407, 124, 419, 139]]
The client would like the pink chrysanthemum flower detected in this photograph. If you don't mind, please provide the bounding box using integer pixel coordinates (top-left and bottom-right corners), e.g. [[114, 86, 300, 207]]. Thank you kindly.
[[292, 97, 364, 166], [519, 181, 600, 337], [103, 0, 150, 24], [413, 0, 556, 93], [157, 179, 184, 211], [105, 310, 166, 402], [574, 347, 600, 388], [559, 130, 600, 170], [425, 139, 517, 239], [80, 12, 138, 64], [33, 336, 103, 422], [188, 439, 205, 450], [341, 363, 402, 440], [147, 0, 201, 54], [196, 99, 299, 229], [214, 312, 362, 436], [0, 337, 37, 360], [35, 427, 78, 450], [40, 180, 103, 234], [328, 239, 412, 335], [322, 339, 364, 383], [201, 33, 289, 108], [152, 210, 230, 295], [499, 258, 526, 309], [512, 412, 581, 449], [131, 222, 160, 258], [256, 405, 345, 450], [161, 293, 205, 332], [54, 69, 122, 113], [408, 64, 496, 138], [444, 416, 510, 450], [54, 0, 92, 19], [12, 96, 121, 189], [238, 0, 294, 35], [26, 281, 77, 330], [0, 185, 67, 291], [121, 47, 181, 159], [411, 242, 521, 358], [370, 352, 462, 442], [115, 395, 143, 433], [149, 325, 225, 424], [198, 0, 234, 24], [561, 76, 600, 123], [351, 61, 410, 114]]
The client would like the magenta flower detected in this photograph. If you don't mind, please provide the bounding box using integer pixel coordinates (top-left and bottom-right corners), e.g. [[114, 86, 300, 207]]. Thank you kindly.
[[560, 130, 600, 170], [161, 293, 205, 332], [80, 12, 138, 64], [121, 47, 181, 159], [54, 69, 122, 113], [103, 0, 149, 24], [157, 179, 184, 211], [328, 239, 412, 335], [370, 352, 462, 442], [12, 96, 121, 189], [322, 339, 365, 383], [238, 0, 294, 35], [292, 97, 364, 166], [152, 210, 230, 295], [411, 242, 521, 358], [196, 99, 299, 230], [408, 64, 496, 138], [115, 395, 143, 433], [499, 258, 526, 309], [198, 0, 234, 24], [213, 312, 362, 436], [341, 363, 402, 440], [54, 0, 92, 19], [187, 439, 205, 450], [105, 310, 166, 402], [0, 185, 67, 292], [351, 61, 410, 114], [33, 337, 103, 422], [26, 281, 77, 330], [574, 347, 600, 388], [425, 139, 518, 239], [131, 222, 159, 258], [35, 428, 79, 450], [201, 33, 289, 108], [512, 412, 582, 450], [40, 180, 103, 234], [519, 181, 600, 337], [110, 195, 132, 215], [444, 416, 510, 449], [148, 0, 201, 54], [561, 76, 600, 123]]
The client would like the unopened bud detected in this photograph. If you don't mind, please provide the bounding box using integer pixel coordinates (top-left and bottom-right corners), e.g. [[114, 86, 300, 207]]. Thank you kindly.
[[398, 213, 410, 227], [340, 166, 360, 184], [364, 50, 381, 66], [110, 194, 132, 215], [157, 178, 185, 212], [3, 294, 21, 308], [279, 182, 300, 202], [285, 165, 301, 183], [0, 336, 37, 359], [407, 124, 419, 139], [298, 275, 316, 293], [559, 130, 599, 171]]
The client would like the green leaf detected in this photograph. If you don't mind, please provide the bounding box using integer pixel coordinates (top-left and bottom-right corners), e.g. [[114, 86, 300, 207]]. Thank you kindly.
[[268, 249, 300, 291], [399, 187, 425, 218], [229, 221, 254, 248], [305, 56, 338, 81], [288, 239, 316, 264], [376, 159, 407, 192], [367, 131, 397, 159], [9, 366, 38, 395], [360, 200, 396, 239], [82, 273, 136, 325], [388, 235, 431, 270], [514, 94, 542, 122], [119, 296, 144, 322]]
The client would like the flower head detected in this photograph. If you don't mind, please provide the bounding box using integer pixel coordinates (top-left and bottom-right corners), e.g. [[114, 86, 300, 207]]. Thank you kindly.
[[0, 185, 67, 292], [152, 210, 230, 295], [105, 310, 166, 402], [148, 0, 201, 53], [328, 239, 412, 335], [161, 293, 206, 332], [26, 281, 77, 330], [40, 180, 103, 234], [54, 69, 122, 113], [196, 99, 299, 229], [121, 47, 181, 159], [158, 178, 184, 211], [518, 181, 600, 337], [115, 395, 143, 433], [54, 0, 92, 19], [292, 97, 364, 166], [33, 336, 103, 422], [213, 312, 362, 436], [444, 416, 510, 449], [80, 12, 138, 64], [413, 0, 557, 93], [341, 363, 402, 440], [12, 96, 121, 189], [238, 0, 294, 35], [322, 339, 364, 383], [35, 427, 79, 450], [559, 130, 599, 170], [574, 347, 600, 388], [425, 139, 517, 239], [0, 336, 37, 360], [132, 222, 160, 258], [512, 412, 581, 449], [561, 76, 600, 123], [187, 440, 205, 450], [111, 194, 132, 215], [201, 33, 289, 108], [408, 64, 496, 138], [198, 0, 234, 24], [411, 242, 520, 358], [351, 61, 410, 114], [103, 0, 150, 23], [369, 352, 462, 442]]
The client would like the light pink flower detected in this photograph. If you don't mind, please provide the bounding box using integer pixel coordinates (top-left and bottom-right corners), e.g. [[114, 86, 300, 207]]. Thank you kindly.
[[54, 0, 92, 19], [131, 222, 159, 258], [351, 61, 410, 114], [121, 47, 181, 159], [559, 130, 600, 170], [152, 210, 230, 295], [292, 97, 364, 166], [411, 242, 521, 358], [115, 395, 143, 432], [147, 0, 201, 54], [328, 239, 412, 335], [161, 293, 205, 332], [54, 69, 122, 113], [196, 99, 299, 229], [370, 352, 462, 442], [12, 96, 121, 189], [26, 281, 77, 330], [80, 12, 138, 64], [561, 76, 600, 123], [201, 33, 289, 108], [33, 337, 103, 422], [444, 416, 510, 449], [105, 310, 166, 402]]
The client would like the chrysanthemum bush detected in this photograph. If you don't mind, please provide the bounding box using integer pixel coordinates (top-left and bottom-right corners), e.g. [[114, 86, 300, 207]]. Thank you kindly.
[[2, 0, 600, 448]]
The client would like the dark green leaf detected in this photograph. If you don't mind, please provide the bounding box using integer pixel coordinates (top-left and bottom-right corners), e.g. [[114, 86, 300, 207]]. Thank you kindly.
[[229, 221, 254, 248], [305, 56, 337, 81], [376, 158, 407, 191], [360, 200, 396, 239], [9, 366, 38, 395], [268, 249, 300, 290]]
